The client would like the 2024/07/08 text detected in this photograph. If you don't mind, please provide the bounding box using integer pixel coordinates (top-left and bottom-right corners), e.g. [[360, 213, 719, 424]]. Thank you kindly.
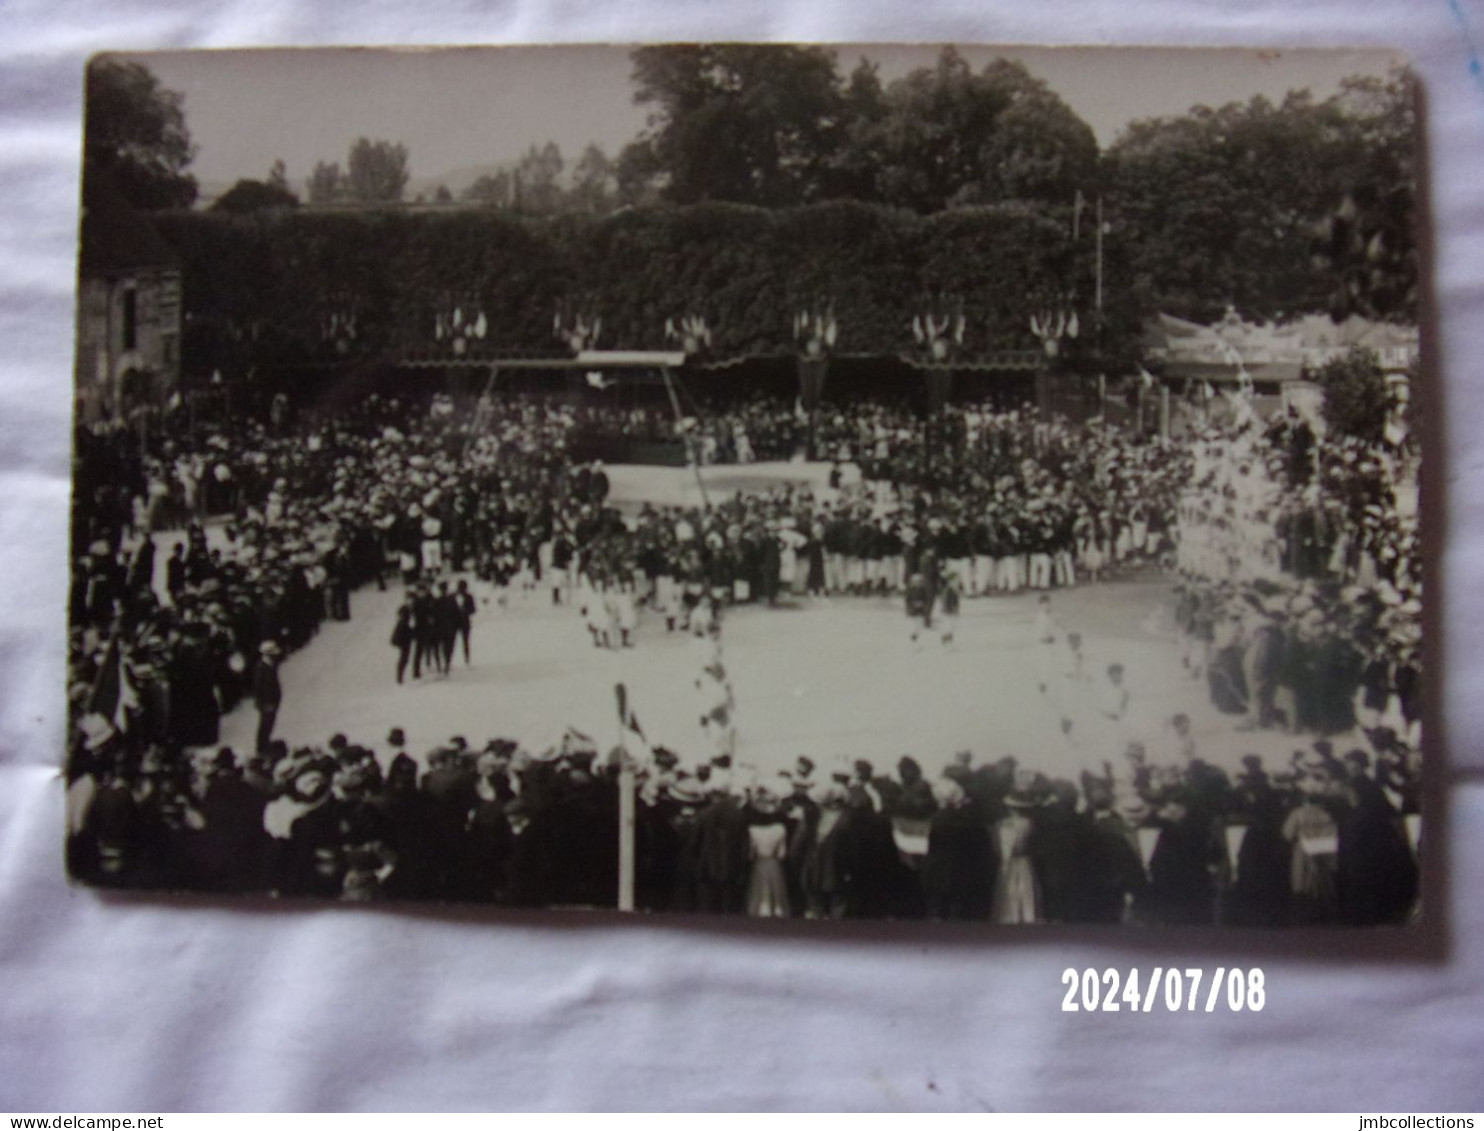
[[1061, 967, 1266, 1012]]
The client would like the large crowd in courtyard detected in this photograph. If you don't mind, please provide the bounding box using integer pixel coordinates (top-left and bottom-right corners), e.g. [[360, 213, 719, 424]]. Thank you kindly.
[[65, 381, 1423, 924]]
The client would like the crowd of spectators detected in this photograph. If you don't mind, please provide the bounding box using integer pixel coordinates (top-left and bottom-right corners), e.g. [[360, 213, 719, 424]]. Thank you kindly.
[[66, 718, 1420, 927], [70, 391, 1191, 759], [66, 382, 1423, 924], [1172, 399, 1421, 745]]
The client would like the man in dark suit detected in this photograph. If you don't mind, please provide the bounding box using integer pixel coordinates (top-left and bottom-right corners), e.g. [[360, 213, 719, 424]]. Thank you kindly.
[[690, 783, 749, 914], [589, 461, 610, 505], [390, 597, 415, 684], [411, 585, 437, 679], [253, 641, 283, 755], [435, 581, 461, 674], [454, 579, 476, 665], [166, 542, 187, 604]]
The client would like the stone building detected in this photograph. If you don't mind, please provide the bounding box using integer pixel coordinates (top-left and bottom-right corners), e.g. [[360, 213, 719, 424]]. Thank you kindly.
[[73, 174, 182, 424]]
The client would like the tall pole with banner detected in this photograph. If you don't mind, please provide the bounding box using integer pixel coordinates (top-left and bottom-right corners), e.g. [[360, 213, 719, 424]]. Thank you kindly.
[[662, 314, 715, 510], [660, 364, 712, 511], [911, 298, 966, 485], [1095, 195, 1104, 317], [793, 302, 837, 460]]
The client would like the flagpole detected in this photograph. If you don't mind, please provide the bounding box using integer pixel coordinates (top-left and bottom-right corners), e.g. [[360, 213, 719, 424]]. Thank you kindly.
[[463, 364, 500, 460], [1094, 195, 1106, 427], [86, 621, 123, 707], [618, 754, 636, 912], [659, 364, 711, 511], [1095, 195, 1104, 316], [615, 683, 636, 913]]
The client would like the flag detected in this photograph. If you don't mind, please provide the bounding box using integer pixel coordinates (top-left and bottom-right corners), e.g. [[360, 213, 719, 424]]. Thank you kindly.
[[1073, 189, 1086, 240], [87, 634, 138, 736], [563, 725, 596, 748]]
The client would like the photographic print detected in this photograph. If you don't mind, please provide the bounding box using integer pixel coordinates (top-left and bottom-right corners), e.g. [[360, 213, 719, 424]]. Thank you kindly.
[[66, 44, 1423, 927]]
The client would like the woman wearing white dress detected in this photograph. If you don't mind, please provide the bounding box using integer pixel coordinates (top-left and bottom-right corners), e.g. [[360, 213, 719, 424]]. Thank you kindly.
[[1130, 502, 1150, 562], [1066, 507, 1090, 580], [746, 792, 791, 917], [579, 574, 608, 648], [992, 772, 1044, 924], [777, 519, 806, 595], [615, 581, 637, 648]]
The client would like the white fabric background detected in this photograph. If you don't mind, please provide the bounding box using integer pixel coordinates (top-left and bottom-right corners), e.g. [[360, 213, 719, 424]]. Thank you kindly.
[[2, 0, 1482, 1113]]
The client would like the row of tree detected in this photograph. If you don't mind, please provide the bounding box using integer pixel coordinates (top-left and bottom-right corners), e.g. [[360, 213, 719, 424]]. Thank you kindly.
[[621, 46, 1100, 213], [83, 49, 1419, 325], [213, 140, 619, 212]]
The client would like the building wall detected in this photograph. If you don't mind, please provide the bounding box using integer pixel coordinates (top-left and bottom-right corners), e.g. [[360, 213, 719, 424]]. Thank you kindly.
[[73, 268, 181, 423]]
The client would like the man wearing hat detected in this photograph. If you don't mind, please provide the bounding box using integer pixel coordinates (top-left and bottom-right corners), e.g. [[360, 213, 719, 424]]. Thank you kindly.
[[253, 641, 283, 755]]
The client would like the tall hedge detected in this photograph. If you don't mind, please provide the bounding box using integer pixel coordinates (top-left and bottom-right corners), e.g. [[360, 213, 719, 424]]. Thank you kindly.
[[152, 200, 1132, 373]]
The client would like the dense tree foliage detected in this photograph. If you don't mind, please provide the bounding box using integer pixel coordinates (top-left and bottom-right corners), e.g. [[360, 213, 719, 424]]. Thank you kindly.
[[463, 170, 513, 208], [119, 44, 1417, 389], [83, 58, 198, 210], [346, 138, 411, 203], [1309, 72, 1420, 322], [568, 144, 616, 214], [303, 141, 412, 204], [307, 160, 345, 204], [212, 178, 299, 214], [625, 45, 847, 207], [263, 46, 1415, 339], [849, 52, 1099, 213], [620, 46, 1099, 215], [1105, 67, 1418, 324], [152, 202, 1129, 369], [513, 142, 564, 214], [1316, 346, 1393, 443]]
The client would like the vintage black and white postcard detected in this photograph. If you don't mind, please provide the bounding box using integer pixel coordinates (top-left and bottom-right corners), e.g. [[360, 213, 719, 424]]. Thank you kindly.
[[67, 44, 1423, 927]]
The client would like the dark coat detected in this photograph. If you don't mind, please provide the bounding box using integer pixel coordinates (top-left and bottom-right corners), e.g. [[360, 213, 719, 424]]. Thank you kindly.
[[1069, 812, 1146, 924], [376, 785, 441, 901], [923, 805, 994, 920], [252, 659, 282, 711], [1028, 802, 1081, 923], [455, 590, 476, 629], [834, 803, 907, 919], [689, 795, 750, 913], [391, 605, 414, 649], [1337, 782, 1418, 926], [1142, 813, 1217, 926], [185, 776, 268, 893]]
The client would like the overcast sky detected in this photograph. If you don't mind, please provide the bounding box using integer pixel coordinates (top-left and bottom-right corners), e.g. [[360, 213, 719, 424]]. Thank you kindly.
[[119, 44, 1406, 190]]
